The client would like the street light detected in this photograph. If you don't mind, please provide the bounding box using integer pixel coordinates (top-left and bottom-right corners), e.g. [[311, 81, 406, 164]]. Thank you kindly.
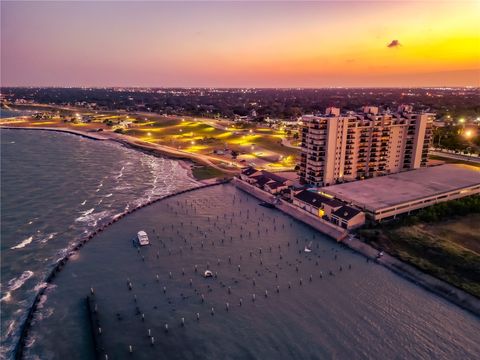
[[464, 130, 473, 139]]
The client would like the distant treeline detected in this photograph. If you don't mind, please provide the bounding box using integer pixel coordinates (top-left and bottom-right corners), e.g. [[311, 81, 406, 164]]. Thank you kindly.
[[2, 87, 479, 120]]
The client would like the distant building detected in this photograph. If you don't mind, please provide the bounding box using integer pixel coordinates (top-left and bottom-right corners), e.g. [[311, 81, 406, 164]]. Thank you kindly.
[[299, 105, 434, 186]]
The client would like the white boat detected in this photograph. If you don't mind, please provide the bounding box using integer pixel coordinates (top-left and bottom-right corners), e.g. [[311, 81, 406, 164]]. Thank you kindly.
[[304, 241, 313, 253], [204, 270, 213, 278], [137, 230, 150, 246]]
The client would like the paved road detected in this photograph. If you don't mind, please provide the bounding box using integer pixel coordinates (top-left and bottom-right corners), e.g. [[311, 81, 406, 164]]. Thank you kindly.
[[429, 150, 480, 164]]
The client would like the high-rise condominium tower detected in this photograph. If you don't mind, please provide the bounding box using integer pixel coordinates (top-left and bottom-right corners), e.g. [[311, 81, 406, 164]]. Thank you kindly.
[[299, 105, 434, 186]]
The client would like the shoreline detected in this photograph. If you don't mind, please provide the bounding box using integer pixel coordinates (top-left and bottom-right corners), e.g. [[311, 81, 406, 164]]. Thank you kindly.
[[0, 125, 235, 183], [232, 178, 480, 317], [4, 125, 479, 358], [12, 179, 231, 360], [341, 237, 480, 318]]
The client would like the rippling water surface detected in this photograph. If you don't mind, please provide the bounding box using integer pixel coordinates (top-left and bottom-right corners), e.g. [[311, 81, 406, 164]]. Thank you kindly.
[[2, 128, 480, 360], [23, 187, 480, 360], [0, 129, 198, 358]]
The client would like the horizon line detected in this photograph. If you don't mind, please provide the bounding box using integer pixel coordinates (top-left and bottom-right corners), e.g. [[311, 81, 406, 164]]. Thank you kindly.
[[2, 85, 479, 90]]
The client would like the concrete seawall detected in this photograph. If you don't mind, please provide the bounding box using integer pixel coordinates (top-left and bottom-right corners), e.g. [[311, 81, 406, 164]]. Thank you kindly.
[[232, 178, 347, 241]]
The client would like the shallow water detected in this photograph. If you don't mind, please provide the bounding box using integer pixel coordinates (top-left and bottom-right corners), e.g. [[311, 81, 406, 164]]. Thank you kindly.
[[24, 185, 480, 360], [0, 129, 198, 358]]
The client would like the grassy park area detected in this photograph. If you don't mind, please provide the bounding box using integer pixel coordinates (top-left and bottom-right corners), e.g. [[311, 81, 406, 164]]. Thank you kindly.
[[2, 108, 300, 174], [357, 196, 480, 297], [191, 165, 228, 180]]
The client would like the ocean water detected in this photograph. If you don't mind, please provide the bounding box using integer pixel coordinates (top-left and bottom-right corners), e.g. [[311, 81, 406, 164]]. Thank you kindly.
[[0, 109, 34, 119], [0, 129, 198, 359], [22, 186, 480, 359], [2, 128, 480, 360]]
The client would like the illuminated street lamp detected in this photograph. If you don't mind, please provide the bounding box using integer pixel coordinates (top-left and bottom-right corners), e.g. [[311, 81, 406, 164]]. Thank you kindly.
[[147, 132, 152, 136], [191, 140, 195, 145], [464, 130, 473, 139], [458, 118, 465, 124]]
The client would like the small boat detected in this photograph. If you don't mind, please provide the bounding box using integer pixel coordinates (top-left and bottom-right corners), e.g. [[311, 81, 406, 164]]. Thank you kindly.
[[204, 270, 213, 278], [259, 202, 275, 208], [137, 230, 150, 246], [304, 241, 313, 253]]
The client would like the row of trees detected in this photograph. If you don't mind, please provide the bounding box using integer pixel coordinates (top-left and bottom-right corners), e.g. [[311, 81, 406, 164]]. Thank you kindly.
[[433, 125, 480, 153], [3, 87, 479, 121]]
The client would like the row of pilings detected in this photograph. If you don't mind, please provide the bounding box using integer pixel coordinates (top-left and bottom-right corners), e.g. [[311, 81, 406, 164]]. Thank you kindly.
[[14, 179, 231, 360]]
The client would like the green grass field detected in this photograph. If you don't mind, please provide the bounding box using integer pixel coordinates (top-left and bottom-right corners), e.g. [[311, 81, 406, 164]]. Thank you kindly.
[[191, 165, 228, 180], [357, 213, 480, 298], [123, 118, 299, 166]]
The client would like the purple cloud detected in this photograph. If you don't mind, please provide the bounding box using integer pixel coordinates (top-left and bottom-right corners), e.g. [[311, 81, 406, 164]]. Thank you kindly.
[[387, 40, 401, 48]]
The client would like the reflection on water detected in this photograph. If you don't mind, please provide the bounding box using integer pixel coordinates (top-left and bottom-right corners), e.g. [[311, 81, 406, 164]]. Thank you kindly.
[[25, 185, 480, 360]]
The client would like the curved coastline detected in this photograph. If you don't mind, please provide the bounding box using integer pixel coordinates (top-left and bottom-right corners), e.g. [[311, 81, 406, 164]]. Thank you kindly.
[[0, 125, 239, 176], [13, 179, 230, 360], [4, 126, 479, 359], [1, 124, 231, 359]]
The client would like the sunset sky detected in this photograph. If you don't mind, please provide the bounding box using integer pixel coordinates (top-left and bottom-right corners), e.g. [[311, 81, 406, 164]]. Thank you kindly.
[[1, 1, 479, 87]]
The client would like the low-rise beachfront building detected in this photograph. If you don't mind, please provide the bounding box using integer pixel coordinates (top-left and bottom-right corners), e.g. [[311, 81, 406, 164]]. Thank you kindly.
[[320, 164, 480, 221], [240, 167, 292, 194], [330, 206, 365, 229], [240, 167, 261, 183], [238, 167, 365, 230], [292, 190, 343, 217], [292, 190, 365, 229]]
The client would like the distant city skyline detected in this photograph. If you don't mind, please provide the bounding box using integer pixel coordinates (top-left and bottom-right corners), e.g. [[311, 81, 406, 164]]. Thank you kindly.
[[1, 1, 479, 88]]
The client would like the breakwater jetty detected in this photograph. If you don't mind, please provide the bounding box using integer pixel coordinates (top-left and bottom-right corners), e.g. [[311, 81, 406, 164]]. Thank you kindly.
[[14, 179, 230, 360]]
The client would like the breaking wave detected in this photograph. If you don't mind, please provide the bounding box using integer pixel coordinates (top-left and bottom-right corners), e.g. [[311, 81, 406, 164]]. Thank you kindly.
[[7, 271, 34, 293], [10, 236, 34, 250]]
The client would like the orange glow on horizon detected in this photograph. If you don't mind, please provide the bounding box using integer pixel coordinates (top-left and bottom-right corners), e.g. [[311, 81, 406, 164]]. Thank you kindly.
[[2, 1, 479, 87]]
